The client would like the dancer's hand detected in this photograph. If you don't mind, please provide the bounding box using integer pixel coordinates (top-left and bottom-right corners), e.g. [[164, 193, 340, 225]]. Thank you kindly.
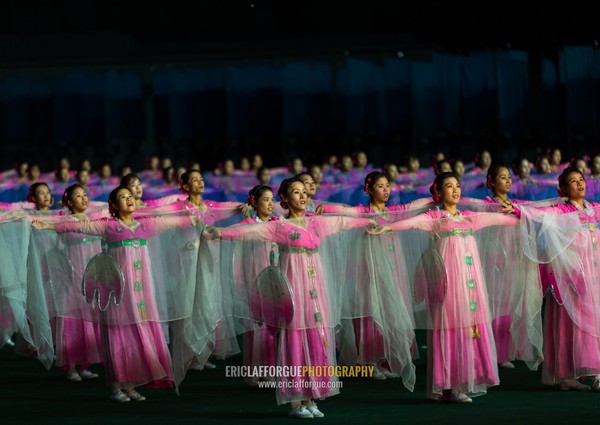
[[32, 220, 54, 230], [202, 227, 221, 240], [368, 225, 391, 235]]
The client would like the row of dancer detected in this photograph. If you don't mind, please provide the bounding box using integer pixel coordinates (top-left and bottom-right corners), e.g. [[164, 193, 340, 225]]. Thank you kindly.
[[1, 165, 597, 419]]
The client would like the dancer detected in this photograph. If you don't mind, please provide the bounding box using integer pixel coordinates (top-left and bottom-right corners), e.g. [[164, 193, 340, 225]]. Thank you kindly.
[[204, 178, 373, 418], [372, 172, 519, 402], [53, 184, 104, 382], [32, 186, 199, 402], [523, 166, 600, 391], [238, 185, 278, 386], [317, 171, 425, 382]]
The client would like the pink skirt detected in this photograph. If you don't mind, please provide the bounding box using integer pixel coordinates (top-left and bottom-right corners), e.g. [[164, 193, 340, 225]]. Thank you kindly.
[[428, 324, 498, 397], [542, 297, 600, 384], [55, 317, 102, 370], [101, 322, 173, 388]]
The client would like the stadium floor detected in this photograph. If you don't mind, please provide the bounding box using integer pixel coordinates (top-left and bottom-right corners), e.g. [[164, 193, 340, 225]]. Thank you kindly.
[[2, 334, 600, 425]]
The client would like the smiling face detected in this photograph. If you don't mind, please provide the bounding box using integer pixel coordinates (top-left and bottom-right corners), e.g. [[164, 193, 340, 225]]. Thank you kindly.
[[254, 189, 274, 220], [492, 167, 512, 196], [114, 188, 136, 216], [563, 171, 586, 201], [183, 171, 205, 196], [33, 185, 52, 210], [369, 176, 390, 204], [67, 187, 88, 214], [282, 182, 307, 214], [437, 176, 461, 207]]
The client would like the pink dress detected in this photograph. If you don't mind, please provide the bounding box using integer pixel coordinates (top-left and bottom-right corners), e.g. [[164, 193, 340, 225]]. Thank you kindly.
[[220, 215, 372, 405], [55, 215, 195, 388], [483, 196, 526, 364], [321, 203, 418, 382], [237, 216, 279, 385], [535, 200, 600, 384], [54, 215, 103, 371], [388, 209, 519, 398]]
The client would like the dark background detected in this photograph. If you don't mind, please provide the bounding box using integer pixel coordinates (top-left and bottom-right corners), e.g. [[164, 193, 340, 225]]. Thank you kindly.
[[1, 1, 599, 172]]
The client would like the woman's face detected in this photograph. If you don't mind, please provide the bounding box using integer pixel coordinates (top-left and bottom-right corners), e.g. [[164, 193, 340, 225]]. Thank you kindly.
[[101, 165, 112, 179], [453, 161, 465, 178], [223, 160, 234, 176], [592, 156, 600, 175], [68, 187, 88, 214], [340, 156, 353, 172], [283, 182, 307, 213], [386, 165, 399, 182], [480, 151, 492, 168], [356, 152, 368, 168], [517, 159, 531, 179], [34, 185, 52, 210], [437, 177, 461, 206], [29, 165, 41, 180], [298, 174, 316, 197], [259, 169, 271, 185], [492, 167, 512, 196], [240, 157, 251, 171], [183, 171, 205, 196], [310, 166, 323, 184], [551, 149, 562, 166], [564, 171, 586, 200], [77, 170, 89, 186], [115, 188, 136, 215], [408, 158, 420, 172], [252, 155, 263, 170], [574, 160, 588, 176], [18, 163, 28, 177], [58, 167, 70, 182], [291, 159, 303, 175], [538, 158, 551, 174], [438, 161, 452, 174], [369, 177, 390, 204], [127, 178, 144, 201], [254, 190, 274, 219]]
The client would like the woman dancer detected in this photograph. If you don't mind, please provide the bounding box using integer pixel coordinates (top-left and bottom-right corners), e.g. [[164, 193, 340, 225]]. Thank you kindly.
[[54, 184, 104, 382], [204, 178, 373, 418], [373, 172, 519, 402], [483, 165, 535, 369], [317, 171, 426, 380], [525, 167, 600, 391], [238, 185, 279, 386], [33, 186, 199, 402], [28, 182, 54, 212]]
